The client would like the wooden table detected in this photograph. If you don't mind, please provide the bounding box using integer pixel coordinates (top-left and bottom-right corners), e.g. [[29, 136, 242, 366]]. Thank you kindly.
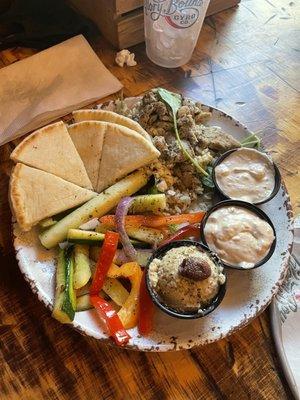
[[0, 0, 299, 398]]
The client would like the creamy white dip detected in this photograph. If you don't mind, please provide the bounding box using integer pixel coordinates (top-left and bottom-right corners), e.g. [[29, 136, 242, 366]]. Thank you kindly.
[[215, 148, 275, 203], [204, 206, 275, 269]]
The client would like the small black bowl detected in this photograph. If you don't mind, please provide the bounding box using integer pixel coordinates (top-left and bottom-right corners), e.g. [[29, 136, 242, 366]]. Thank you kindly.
[[200, 200, 277, 270], [145, 240, 227, 319], [212, 148, 281, 205]]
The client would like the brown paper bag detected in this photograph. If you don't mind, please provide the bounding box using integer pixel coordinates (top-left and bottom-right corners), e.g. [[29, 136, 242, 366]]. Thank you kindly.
[[0, 35, 123, 145]]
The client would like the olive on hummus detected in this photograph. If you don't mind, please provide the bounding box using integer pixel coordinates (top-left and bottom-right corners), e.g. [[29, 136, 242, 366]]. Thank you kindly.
[[148, 245, 225, 312]]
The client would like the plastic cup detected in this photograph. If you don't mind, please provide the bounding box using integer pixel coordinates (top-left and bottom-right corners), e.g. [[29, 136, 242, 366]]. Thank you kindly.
[[144, 0, 210, 68]]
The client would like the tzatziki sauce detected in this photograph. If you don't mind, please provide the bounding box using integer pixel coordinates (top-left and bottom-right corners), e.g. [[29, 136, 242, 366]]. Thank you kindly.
[[215, 148, 275, 203], [204, 206, 275, 269]]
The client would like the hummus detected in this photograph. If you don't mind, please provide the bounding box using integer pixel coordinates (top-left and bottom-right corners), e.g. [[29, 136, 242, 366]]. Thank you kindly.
[[204, 206, 275, 269], [148, 245, 225, 312], [215, 148, 275, 203]]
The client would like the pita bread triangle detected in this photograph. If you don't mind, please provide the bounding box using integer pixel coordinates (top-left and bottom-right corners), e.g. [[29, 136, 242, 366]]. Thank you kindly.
[[10, 163, 97, 231], [10, 121, 93, 189], [72, 109, 151, 141], [67, 121, 105, 190], [95, 122, 160, 193]]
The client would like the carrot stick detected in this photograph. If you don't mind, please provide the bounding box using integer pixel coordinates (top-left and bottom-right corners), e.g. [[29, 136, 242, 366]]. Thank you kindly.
[[99, 212, 205, 228]]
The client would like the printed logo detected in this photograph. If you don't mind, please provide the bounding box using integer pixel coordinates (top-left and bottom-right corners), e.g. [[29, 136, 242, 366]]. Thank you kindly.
[[145, 0, 205, 29]]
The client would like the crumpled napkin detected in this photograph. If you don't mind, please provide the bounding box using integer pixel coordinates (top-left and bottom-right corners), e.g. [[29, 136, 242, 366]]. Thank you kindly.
[[0, 35, 123, 145]]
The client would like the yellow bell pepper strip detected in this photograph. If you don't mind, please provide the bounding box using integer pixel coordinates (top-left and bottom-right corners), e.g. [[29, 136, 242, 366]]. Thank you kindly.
[[138, 269, 154, 336], [90, 231, 119, 295], [76, 279, 128, 307], [107, 262, 143, 329], [90, 295, 131, 346], [102, 277, 129, 307]]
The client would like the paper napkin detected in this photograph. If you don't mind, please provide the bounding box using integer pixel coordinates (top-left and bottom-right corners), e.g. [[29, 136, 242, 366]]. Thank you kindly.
[[0, 35, 123, 145]]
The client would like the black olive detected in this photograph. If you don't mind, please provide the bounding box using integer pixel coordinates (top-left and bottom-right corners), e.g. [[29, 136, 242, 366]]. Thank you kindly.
[[178, 257, 211, 281]]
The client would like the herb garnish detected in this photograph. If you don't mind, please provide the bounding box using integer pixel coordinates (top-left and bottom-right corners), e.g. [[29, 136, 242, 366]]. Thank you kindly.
[[157, 88, 208, 176], [240, 133, 261, 149], [168, 224, 179, 233], [201, 166, 215, 188]]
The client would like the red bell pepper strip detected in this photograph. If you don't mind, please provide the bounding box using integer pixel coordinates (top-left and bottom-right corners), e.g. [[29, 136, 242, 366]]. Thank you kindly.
[[90, 295, 131, 346], [90, 231, 119, 295], [159, 224, 200, 247], [138, 269, 154, 336], [99, 212, 205, 229]]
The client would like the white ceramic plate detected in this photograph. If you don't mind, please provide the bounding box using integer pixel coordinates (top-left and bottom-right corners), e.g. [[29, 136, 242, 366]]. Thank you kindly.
[[13, 97, 294, 351]]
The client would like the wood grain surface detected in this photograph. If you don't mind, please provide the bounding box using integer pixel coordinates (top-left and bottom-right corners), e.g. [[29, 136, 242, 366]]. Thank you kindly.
[[0, 0, 299, 399]]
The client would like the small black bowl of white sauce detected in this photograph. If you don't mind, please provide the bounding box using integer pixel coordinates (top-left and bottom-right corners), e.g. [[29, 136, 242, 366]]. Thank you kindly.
[[212, 148, 281, 205], [200, 200, 277, 270]]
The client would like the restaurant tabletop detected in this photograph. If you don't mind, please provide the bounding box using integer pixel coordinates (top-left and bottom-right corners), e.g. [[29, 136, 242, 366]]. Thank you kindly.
[[0, 0, 299, 398]]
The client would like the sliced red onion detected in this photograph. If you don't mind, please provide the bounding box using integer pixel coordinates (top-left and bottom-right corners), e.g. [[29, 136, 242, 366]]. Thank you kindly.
[[79, 218, 99, 231], [113, 249, 128, 265], [115, 197, 137, 261]]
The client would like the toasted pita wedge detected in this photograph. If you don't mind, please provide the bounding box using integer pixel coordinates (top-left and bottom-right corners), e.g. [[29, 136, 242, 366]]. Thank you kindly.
[[10, 121, 93, 189], [73, 109, 151, 141], [96, 122, 159, 192], [10, 163, 97, 231], [67, 121, 105, 190]]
